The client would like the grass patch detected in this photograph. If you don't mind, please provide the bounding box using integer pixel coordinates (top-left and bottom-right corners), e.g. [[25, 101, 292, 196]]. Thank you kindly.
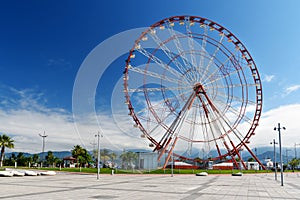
[[1, 166, 292, 174]]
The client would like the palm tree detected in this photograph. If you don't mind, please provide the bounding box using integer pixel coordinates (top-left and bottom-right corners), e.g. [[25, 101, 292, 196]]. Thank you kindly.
[[101, 148, 110, 167], [72, 145, 84, 167], [289, 158, 300, 172], [46, 151, 57, 167], [71, 145, 91, 167], [0, 134, 14, 167], [120, 151, 138, 170]]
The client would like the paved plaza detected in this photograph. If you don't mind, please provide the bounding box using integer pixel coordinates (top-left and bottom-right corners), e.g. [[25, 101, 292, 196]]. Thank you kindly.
[[0, 172, 300, 199]]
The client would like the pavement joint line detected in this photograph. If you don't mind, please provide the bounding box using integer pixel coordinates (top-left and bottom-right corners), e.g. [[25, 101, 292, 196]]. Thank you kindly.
[[285, 182, 300, 190], [0, 175, 177, 199], [180, 176, 219, 200], [1, 173, 300, 199]]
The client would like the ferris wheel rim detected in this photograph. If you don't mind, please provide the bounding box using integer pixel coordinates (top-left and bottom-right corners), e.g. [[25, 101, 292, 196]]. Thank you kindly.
[[123, 15, 263, 161]]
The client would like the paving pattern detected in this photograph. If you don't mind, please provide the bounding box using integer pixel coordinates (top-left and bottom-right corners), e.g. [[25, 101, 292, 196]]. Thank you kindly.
[[0, 172, 300, 199]]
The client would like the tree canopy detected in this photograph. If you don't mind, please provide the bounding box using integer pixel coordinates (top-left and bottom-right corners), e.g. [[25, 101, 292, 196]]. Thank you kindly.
[[0, 134, 14, 167], [71, 145, 92, 167]]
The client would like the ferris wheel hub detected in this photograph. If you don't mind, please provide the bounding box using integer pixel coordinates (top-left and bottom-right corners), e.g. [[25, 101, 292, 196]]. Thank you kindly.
[[193, 83, 205, 94]]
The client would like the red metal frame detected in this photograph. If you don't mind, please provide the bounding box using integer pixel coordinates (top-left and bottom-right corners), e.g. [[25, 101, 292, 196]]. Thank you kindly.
[[123, 15, 265, 170]]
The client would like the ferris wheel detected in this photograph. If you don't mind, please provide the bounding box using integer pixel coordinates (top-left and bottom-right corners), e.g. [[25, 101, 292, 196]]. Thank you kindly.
[[123, 16, 265, 169]]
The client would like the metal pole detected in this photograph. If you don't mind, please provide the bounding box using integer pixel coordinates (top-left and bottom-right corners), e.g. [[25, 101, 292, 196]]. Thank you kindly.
[[95, 131, 102, 180], [275, 123, 285, 186], [171, 151, 174, 177], [271, 139, 278, 181], [39, 131, 48, 168]]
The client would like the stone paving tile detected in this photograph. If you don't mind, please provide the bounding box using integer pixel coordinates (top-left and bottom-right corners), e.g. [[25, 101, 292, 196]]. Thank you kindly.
[[0, 172, 300, 199]]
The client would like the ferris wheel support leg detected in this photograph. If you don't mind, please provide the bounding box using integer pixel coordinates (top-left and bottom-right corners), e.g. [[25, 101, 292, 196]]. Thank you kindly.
[[162, 137, 179, 169], [223, 141, 239, 169], [241, 141, 266, 170], [230, 141, 248, 170], [223, 141, 239, 168], [157, 137, 173, 161], [216, 144, 222, 158]]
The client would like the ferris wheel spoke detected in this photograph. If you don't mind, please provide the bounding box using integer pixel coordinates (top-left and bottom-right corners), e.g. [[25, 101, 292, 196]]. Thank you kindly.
[[214, 99, 253, 125], [195, 94, 220, 148], [199, 25, 208, 70], [185, 102, 198, 154], [136, 46, 183, 79], [216, 91, 256, 106], [213, 104, 245, 141], [134, 89, 192, 117], [165, 22, 197, 82], [127, 85, 192, 93], [156, 91, 196, 160], [124, 16, 264, 169], [202, 57, 248, 87], [201, 52, 236, 85], [148, 28, 194, 83], [205, 83, 257, 90], [186, 19, 201, 82], [140, 109, 177, 136], [128, 65, 184, 85], [200, 34, 225, 83]]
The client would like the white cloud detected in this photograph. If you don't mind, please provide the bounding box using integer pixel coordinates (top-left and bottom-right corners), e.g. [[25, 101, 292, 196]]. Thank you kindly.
[[263, 74, 275, 82], [2, 83, 300, 157], [249, 104, 300, 148], [285, 85, 300, 95]]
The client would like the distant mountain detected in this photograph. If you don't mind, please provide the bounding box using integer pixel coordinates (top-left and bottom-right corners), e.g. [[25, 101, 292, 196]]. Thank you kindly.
[[3, 146, 297, 164], [4, 151, 72, 159]]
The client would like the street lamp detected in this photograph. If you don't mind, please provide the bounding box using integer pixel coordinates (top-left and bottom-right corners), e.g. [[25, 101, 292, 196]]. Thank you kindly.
[[270, 139, 278, 181], [239, 148, 244, 172], [95, 131, 103, 180], [171, 150, 174, 177], [274, 123, 285, 186], [38, 131, 48, 168]]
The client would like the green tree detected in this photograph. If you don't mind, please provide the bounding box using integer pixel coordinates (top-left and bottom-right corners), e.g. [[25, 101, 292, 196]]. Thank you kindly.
[[71, 145, 91, 167], [101, 148, 111, 167], [248, 157, 255, 162], [0, 134, 15, 167], [32, 154, 39, 164], [72, 145, 84, 167], [25, 156, 33, 167], [4, 153, 16, 166], [289, 158, 300, 172], [120, 151, 138, 170], [46, 151, 57, 167], [16, 152, 26, 166]]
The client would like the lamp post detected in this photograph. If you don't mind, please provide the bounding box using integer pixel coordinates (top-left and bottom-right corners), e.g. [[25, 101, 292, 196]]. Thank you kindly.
[[95, 131, 103, 180], [274, 123, 285, 186], [239, 148, 243, 172], [171, 150, 174, 177], [38, 131, 48, 168], [270, 139, 278, 181]]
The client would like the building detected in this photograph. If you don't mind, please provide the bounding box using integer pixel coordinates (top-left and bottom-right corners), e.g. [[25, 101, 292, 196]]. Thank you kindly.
[[246, 162, 259, 170], [136, 152, 158, 170], [166, 161, 199, 169], [212, 162, 233, 170], [63, 156, 76, 168]]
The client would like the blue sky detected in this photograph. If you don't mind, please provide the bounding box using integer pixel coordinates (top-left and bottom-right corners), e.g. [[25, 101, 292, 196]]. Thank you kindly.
[[1, 0, 300, 153]]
